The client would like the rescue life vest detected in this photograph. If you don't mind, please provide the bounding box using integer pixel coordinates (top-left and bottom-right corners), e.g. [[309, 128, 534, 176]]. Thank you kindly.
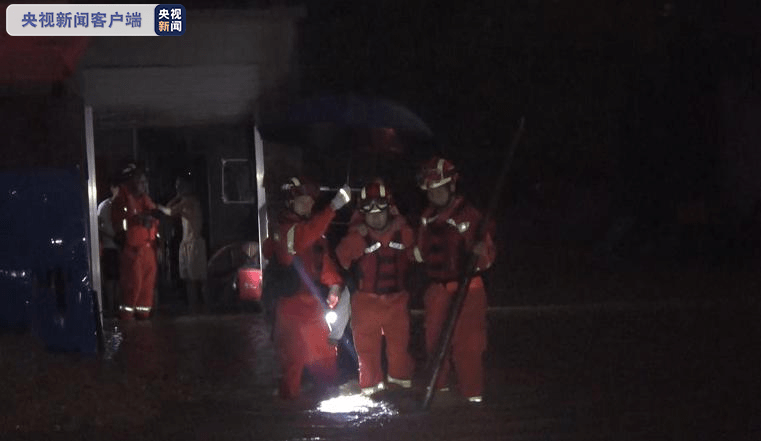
[[416, 199, 473, 282], [116, 188, 158, 248], [353, 229, 409, 294]]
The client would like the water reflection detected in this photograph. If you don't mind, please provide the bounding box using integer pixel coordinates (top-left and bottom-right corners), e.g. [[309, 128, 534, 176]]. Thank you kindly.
[[315, 393, 398, 424], [99, 314, 404, 429], [102, 322, 123, 360]]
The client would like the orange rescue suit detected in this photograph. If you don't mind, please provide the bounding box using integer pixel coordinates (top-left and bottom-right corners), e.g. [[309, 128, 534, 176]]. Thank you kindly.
[[111, 185, 159, 319], [265, 207, 343, 399], [414, 195, 496, 399], [336, 215, 415, 390]]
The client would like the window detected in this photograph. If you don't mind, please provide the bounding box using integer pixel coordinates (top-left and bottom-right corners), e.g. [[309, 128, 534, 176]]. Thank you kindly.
[[222, 158, 255, 204]]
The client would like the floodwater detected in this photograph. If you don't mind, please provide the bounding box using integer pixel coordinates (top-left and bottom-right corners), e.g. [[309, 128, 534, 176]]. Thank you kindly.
[[2, 300, 760, 440]]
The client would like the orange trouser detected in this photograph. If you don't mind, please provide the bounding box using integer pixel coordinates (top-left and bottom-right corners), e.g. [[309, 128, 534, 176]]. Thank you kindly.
[[351, 290, 414, 389], [274, 291, 337, 399], [120, 243, 157, 318], [424, 277, 487, 398]]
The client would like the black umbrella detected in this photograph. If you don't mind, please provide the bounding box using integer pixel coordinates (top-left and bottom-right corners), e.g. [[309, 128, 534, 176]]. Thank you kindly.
[[259, 94, 434, 147], [260, 94, 436, 187]]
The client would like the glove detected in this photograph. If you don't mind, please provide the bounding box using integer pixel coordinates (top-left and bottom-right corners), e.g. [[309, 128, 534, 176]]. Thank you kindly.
[[330, 184, 352, 211], [326, 284, 341, 309]]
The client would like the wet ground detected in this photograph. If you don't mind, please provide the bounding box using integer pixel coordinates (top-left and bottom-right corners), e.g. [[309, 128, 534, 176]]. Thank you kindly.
[[2, 298, 761, 440]]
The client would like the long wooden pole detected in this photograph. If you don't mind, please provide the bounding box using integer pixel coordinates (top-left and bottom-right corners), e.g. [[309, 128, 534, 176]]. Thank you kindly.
[[421, 117, 525, 410]]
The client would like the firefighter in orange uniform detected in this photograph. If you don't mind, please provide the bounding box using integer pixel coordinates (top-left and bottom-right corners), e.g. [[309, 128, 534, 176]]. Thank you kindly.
[[111, 164, 161, 320], [264, 176, 352, 400], [413, 157, 496, 403], [335, 180, 415, 395]]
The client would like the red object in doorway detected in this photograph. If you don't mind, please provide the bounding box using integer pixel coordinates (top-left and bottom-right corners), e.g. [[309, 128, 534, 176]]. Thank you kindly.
[[237, 267, 263, 301]]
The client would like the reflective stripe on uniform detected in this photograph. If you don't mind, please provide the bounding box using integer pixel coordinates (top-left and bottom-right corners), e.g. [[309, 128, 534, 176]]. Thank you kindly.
[[119, 305, 134, 312], [446, 218, 470, 233], [286, 225, 296, 255], [364, 242, 381, 254], [413, 246, 424, 263], [387, 375, 411, 388], [361, 382, 385, 396], [388, 241, 405, 250]]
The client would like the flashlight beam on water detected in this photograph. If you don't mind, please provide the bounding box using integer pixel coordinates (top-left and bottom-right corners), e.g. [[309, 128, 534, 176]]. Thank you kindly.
[[290, 256, 358, 363], [317, 394, 397, 416]]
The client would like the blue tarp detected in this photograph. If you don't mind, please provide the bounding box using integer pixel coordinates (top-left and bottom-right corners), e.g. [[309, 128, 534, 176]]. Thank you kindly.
[[0, 168, 97, 353]]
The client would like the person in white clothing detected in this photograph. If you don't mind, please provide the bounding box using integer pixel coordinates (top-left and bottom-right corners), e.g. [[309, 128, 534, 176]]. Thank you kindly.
[[158, 175, 208, 313], [97, 179, 120, 316]]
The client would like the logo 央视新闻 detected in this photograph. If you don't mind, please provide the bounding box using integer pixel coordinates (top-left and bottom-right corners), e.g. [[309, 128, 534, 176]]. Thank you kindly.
[[155, 4, 185, 36]]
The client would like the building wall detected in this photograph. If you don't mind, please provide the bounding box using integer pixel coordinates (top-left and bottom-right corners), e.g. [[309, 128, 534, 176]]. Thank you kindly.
[[78, 8, 305, 128]]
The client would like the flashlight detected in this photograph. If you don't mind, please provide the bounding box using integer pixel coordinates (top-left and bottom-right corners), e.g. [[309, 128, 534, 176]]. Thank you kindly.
[[325, 310, 338, 325]]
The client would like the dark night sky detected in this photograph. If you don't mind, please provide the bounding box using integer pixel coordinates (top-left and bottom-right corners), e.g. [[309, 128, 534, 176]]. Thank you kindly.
[[294, 1, 761, 213], [271, 1, 761, 276]]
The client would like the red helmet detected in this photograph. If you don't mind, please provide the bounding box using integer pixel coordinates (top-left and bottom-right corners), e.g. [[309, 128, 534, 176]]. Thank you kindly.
[[282, 176, 319, 200], [418, 157, 457, 190], [359, 180, 392, 213]]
